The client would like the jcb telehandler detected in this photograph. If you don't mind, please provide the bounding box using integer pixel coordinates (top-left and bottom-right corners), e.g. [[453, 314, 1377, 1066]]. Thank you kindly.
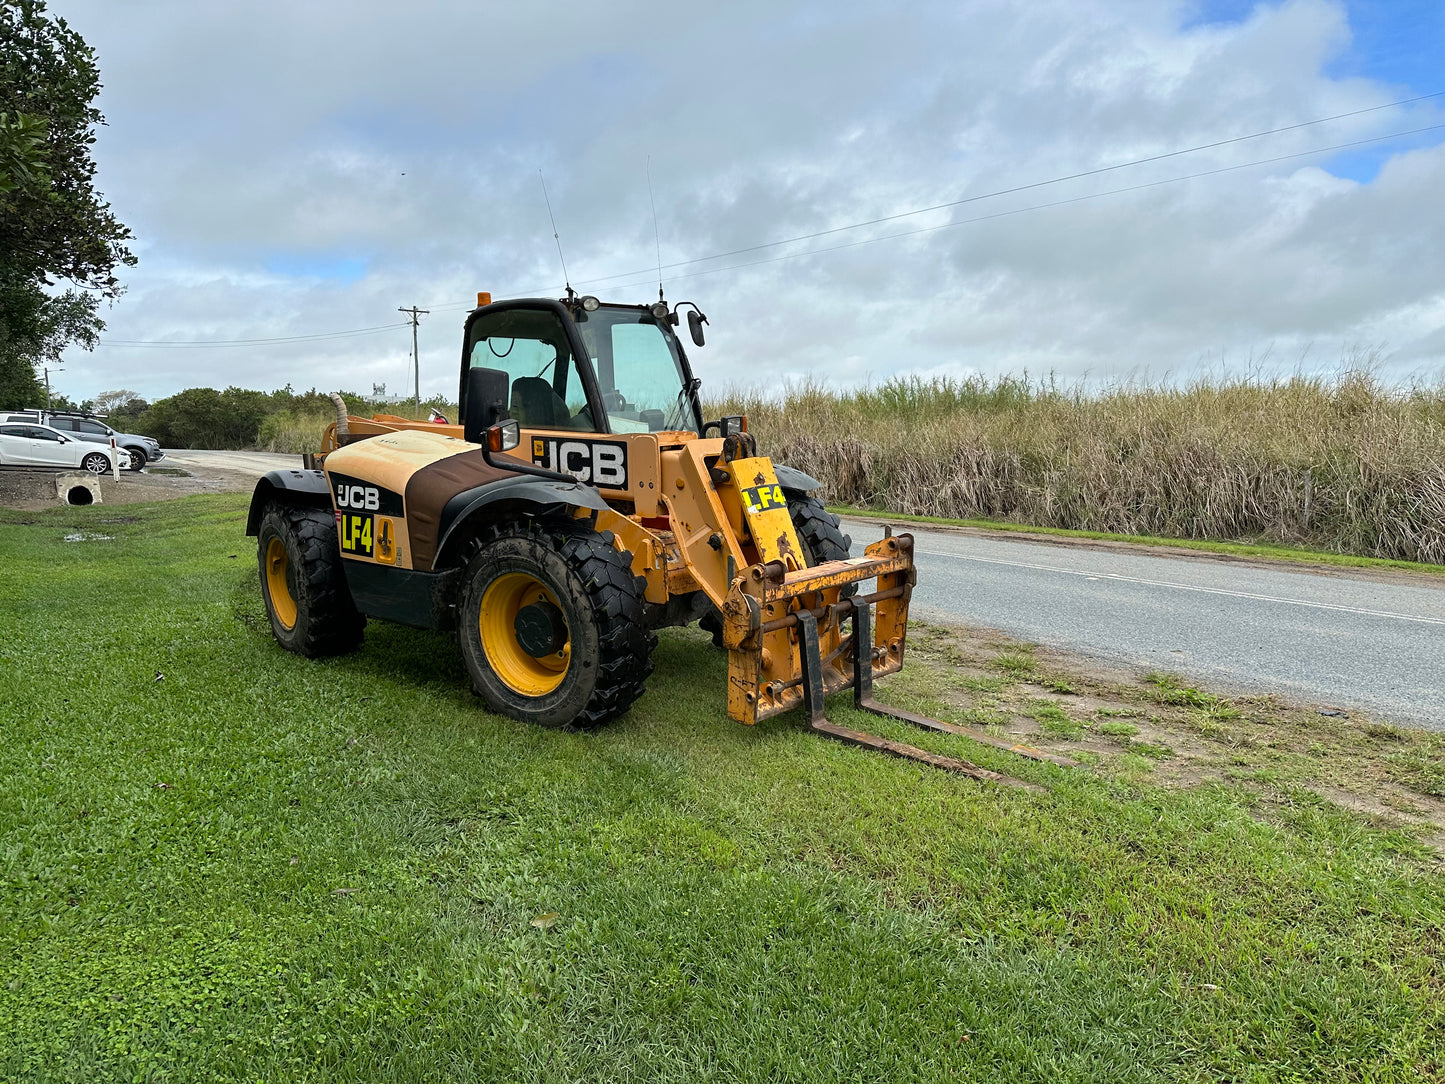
[[246, 291, 1048, 779]]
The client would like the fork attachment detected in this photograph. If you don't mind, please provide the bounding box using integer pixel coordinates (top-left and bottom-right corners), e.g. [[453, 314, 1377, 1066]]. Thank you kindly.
[[722, 532, 1064, 784]]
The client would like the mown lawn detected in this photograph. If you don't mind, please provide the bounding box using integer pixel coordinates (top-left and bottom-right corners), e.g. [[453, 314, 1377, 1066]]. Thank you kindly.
[[1, 495, 1442, 1082]]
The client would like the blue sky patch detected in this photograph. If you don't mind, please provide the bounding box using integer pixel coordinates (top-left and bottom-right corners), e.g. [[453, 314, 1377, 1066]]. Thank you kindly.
[[264, 254, 370, 284], [1185, 0, 1445, 182]]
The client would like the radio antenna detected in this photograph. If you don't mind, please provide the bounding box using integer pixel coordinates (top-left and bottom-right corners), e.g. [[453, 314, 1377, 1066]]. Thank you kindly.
[[646, 155, 664, 302], [538, 169, 573, 299]]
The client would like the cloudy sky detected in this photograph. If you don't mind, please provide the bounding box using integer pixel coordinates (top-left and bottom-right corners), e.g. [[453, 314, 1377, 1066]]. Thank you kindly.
[[47, 0, 1445, 404]]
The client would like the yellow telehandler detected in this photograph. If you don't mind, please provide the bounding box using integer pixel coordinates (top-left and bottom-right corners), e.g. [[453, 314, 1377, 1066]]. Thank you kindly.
[[246, 291, 1052, 780]]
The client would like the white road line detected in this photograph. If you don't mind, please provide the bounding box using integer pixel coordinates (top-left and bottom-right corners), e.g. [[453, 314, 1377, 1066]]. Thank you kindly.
[[914, 547, 1445, 628]]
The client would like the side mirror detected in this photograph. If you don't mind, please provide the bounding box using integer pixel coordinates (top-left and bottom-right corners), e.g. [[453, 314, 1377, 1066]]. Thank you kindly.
[[464, 367, 510, 445], [487, 419, 520, 453], [687, 309, 708, 347]]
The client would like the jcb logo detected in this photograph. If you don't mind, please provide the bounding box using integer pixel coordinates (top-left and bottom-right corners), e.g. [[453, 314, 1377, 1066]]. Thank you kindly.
[[329, 472, 404, 517], [336, 484, 379, 511], [741, 483, 785, 514], [532, 438, 628, 488]]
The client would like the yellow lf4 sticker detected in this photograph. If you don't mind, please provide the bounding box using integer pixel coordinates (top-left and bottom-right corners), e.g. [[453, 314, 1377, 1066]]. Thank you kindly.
[[339, 512, 374, 557], [740, 483, 786, 514]]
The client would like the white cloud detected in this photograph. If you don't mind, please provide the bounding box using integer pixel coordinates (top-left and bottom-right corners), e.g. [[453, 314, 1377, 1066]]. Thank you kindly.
[[48, 0, 1445, 404]]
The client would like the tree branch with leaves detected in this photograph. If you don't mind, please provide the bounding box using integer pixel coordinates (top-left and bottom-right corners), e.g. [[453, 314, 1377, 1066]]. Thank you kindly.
[[1, 0, 134, 407]]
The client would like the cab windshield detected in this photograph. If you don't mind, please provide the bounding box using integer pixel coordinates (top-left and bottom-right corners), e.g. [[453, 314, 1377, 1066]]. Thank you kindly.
[[573, 306, 698, 434]]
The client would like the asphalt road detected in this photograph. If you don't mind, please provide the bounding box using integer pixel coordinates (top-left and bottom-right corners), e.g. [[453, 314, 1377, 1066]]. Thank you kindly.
[[160, 449, 303, 475], [842, 515, 1445, 729], [162, 450, 1443, 727]]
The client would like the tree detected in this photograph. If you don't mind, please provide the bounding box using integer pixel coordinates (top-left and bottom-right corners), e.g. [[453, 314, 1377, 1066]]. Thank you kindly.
[[0, 0, 134, 406], [137, 387, 273, 449]]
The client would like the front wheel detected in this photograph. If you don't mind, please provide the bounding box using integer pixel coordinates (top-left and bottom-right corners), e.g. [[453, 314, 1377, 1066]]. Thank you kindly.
[[126, 447, 147, 471], [256, 503, 365, 657], [788, 493, 853, 567], [699, 491, 855, 647], [81, 452, 111, 474], [459, 521, 654, 729]]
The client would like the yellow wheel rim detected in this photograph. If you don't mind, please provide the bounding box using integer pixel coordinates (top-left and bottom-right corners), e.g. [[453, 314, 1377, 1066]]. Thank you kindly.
[[480, 572, 571, 696], [265, 536, 298, 630]]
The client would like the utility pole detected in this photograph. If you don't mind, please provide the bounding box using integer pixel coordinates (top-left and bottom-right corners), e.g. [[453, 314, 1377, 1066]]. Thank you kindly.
[[398, 305, 429, 413], [43, 366, 60, 410]]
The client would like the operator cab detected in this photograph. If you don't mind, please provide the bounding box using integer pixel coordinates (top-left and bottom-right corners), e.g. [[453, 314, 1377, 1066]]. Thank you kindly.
[[460, 295, 703, 437]]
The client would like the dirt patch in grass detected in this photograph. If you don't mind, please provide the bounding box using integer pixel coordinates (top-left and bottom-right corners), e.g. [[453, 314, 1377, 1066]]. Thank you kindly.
[[898, 621, 1445, 843]]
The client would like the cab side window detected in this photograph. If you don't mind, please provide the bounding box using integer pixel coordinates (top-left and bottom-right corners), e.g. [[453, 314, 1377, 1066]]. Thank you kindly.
[[48, 417, 76, 431], [27, 427, 63, 442], [78, 420, 110, 435], [466, 309, 596, 432]]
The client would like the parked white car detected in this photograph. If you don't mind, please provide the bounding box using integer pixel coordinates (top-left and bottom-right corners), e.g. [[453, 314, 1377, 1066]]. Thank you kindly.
[[0, 422, 119, 474]]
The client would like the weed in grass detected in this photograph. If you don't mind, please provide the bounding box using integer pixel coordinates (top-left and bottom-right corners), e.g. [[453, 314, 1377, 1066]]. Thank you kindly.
[[1387, 736, 1445, 798], [1027, 700, 1084, 739], [1097, 721, 1141, 737], [1145, 672, 1240, 719], [990, 650, 1037, 678], [963, 707, 1010, 728], [1366, 722, 1409, 743]]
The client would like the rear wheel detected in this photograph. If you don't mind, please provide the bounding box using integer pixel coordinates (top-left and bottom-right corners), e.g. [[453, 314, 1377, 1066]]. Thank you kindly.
[[81, 452, 110, 474], [459, 521, 654, 728], [256, 503, 365, 657]]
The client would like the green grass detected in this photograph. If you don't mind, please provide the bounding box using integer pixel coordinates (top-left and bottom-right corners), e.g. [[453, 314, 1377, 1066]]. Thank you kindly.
[[831, 506, 1445, 577], [2, 496, 1444, 1082]]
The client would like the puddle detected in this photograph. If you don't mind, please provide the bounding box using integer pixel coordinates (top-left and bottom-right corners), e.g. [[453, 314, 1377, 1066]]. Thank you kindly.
[[63, 532, 115, 542], [145, 467, 191, 477]]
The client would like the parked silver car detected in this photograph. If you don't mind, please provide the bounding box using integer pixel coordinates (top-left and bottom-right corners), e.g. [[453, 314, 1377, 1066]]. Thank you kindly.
[[0, 410, 162, 471], [0, 422, 119, 473]]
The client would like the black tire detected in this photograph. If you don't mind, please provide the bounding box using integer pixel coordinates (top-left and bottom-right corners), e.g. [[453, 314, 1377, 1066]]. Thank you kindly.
[[458, 520, 654, 729], [126, 447, 147, 471], [256, 502, 365, 657], [81, 452, 110, 474], [787, 493, 853, 566]]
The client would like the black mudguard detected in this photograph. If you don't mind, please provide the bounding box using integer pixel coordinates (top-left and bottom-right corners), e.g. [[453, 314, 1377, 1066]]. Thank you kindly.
[[775, 463, 822, 494], [246, 468, 332, 535], [432, 474, 611, 570]]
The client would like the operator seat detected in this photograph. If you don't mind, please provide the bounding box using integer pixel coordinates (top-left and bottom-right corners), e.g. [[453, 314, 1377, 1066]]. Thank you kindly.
[[510, 376, 570, 429]]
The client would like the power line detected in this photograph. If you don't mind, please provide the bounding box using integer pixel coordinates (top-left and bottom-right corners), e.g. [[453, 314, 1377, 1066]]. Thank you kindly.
[[100, 322, 411, 348], [555, 90, 1445, 294], [409, 91, 1443, 313], [583, 121, 1445, 294], [95, 92, 1445, 347]]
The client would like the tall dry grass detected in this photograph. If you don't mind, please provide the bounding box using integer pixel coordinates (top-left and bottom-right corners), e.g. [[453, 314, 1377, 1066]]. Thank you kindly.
[[257, 400, 458, 454], [710, 371, 1445, 564], [257, 375, 1445, 563]]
